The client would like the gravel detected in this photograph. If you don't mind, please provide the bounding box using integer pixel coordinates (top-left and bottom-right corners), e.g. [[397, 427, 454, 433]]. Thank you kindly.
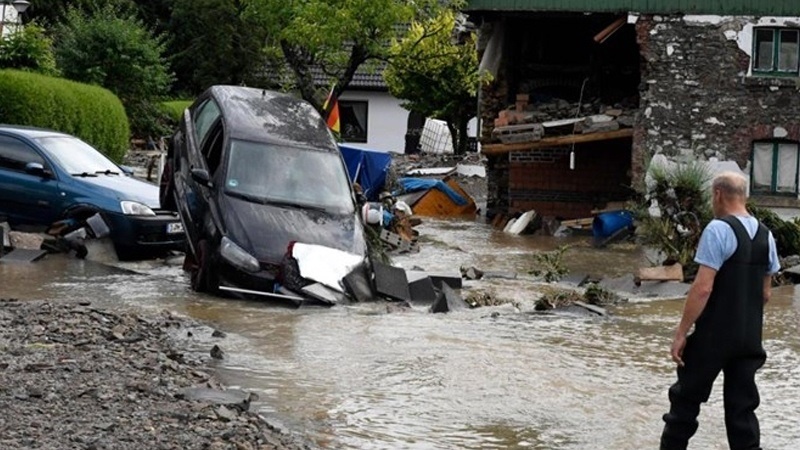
[[0, 299, 312, 450]]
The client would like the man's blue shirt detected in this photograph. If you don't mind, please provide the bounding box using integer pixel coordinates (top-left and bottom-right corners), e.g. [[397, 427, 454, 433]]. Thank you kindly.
[[694, 215, 780, 274]]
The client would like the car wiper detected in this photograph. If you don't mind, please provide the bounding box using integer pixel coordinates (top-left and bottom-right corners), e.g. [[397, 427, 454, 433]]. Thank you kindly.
[[265, 199, 328, 213], [226, 190, 268, 204], [71, 172, 98, 177], [95, 169, 120, 175]]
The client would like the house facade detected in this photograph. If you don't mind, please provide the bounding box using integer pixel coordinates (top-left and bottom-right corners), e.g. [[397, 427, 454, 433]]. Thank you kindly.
[[309, 66, 411, 154], [466, 0, 800, 219]]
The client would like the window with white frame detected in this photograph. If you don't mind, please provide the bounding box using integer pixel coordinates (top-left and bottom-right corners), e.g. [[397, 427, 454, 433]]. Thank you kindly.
[[753, 27, 800, 75], [752, 141, 799, 195]]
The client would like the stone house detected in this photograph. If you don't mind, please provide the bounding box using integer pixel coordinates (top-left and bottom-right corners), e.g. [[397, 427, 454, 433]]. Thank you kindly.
[[465, 0, 800, 219]]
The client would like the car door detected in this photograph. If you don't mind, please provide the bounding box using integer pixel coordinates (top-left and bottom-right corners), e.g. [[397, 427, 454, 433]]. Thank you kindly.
[[176, 97, 222, 247], [0, 134, 62, 226]]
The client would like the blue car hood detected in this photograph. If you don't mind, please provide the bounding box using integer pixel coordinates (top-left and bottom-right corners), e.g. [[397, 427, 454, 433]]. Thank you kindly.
[[78, 175, 160, 208], [219, 193, 368, 264]]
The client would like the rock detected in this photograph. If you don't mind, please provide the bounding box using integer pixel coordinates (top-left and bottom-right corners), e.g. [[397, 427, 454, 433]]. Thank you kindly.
[[461, 266, 484, 280], [211, 329, 226, 338], [7, 231, 45, 250], [210, 345, 224, 360], [215, 406, 238, 422]]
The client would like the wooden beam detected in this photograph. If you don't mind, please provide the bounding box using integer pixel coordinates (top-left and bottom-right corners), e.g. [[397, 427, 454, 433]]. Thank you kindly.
[[481, 128, 634, 156]]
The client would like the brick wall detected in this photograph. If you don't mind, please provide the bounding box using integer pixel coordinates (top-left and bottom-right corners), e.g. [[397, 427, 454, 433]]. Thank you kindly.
[[508, 140, 632, 219]]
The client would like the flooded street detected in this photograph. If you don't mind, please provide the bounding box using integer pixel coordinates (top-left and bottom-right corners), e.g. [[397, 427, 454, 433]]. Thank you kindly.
[[2, 219, 799, 449]]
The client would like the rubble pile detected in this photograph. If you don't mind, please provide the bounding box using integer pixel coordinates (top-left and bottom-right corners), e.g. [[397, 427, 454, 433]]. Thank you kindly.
[[0, 299, 309, 450], [490, 94, 637, 144]]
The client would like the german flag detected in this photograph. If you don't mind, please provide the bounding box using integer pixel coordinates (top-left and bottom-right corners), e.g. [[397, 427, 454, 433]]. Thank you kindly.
[[322, 84, 340, 134]]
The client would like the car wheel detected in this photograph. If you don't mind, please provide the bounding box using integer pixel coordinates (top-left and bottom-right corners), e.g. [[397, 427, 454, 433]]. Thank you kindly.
[[191, 239, 218, 293], [159, 158, 176, 211]]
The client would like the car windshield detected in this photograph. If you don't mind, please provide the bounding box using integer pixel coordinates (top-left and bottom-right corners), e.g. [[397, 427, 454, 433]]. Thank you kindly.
[[225, 139, 354, 213], [36, 136, 120, 175]]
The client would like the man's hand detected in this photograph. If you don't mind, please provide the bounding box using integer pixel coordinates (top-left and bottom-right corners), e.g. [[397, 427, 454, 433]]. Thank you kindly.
[[670, 332, 687, 367]]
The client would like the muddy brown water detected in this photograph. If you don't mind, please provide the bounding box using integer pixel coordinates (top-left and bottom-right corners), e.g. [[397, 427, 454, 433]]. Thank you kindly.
[[2, 219, 799, 449]]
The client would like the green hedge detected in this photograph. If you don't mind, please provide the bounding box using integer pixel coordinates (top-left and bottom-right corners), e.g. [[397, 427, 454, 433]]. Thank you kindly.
[[160, 100, 192, 123], [0, 69, 129, 162]]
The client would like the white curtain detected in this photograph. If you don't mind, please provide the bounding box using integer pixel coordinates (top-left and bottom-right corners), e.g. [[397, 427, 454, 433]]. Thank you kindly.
[[753, 142, 774, 190], [776, 143, 798, 193]]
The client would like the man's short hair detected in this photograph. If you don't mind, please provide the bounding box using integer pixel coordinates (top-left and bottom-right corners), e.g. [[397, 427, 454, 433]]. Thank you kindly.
[[712, 171, 748, 198]]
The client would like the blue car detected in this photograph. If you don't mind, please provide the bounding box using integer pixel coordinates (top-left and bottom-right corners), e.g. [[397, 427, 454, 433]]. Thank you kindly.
[[0, 125, 185, 260]]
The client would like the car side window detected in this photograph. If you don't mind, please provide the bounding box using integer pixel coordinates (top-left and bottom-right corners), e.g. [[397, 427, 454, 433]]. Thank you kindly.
[[0, 135, 46, 173], [193, 99, 221, 148], [203, 121, 225, 177]]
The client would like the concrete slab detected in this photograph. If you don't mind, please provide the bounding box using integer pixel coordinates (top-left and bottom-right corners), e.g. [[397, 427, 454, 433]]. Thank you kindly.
[[373, 261, 411, 302], [598, 274, 690, 300], [408, 275, 437, 304], [405, 167, 456, 177], [560, 273, 590, 287], [638, 263, 683, 282], [456, 164, 486, 178], [0, 249, 48, 264], [430, 284, 469, 313], [406, 270, 462, 289], [342, 264, 375, 303]]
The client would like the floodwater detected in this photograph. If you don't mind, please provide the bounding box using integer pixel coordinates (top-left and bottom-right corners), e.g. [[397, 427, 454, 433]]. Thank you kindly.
[[2, 219, 799, 449]]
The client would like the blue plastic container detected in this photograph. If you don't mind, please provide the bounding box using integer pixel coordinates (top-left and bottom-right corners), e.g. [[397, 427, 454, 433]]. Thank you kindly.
[[592, 210, 633, 239]]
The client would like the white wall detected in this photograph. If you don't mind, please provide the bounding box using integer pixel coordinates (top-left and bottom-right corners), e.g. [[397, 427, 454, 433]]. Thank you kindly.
[[339, 90, 409, 154]]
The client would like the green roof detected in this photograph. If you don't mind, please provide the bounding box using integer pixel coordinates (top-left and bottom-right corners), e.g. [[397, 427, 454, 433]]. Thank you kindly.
[[465, 0, 800, 15]]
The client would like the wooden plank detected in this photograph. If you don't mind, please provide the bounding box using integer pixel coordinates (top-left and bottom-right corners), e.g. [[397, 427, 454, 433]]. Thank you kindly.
[[560, 218, 593, 227], [481, 128, 634, 156]]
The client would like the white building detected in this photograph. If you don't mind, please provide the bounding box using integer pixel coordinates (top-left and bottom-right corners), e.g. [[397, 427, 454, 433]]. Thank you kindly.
[[0, 1, 28, 38]]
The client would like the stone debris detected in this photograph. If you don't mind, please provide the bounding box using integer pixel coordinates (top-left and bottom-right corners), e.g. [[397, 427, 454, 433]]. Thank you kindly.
[[0, 300, 309, 450]]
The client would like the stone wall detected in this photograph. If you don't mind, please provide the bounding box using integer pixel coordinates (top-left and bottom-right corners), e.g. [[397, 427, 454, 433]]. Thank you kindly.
[[634, 14, 800, 183]]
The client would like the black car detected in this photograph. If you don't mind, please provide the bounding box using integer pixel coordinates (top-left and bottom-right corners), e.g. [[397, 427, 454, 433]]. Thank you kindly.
[[160, 86, 368, 296]]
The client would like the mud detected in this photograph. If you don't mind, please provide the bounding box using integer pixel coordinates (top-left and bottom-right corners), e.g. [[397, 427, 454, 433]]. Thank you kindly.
[[0, 299, 311, 450]]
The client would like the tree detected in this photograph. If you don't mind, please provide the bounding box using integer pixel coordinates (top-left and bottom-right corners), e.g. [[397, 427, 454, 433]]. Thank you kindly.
[[0, 24, 59, 76], [384, 10, 490, 154], [54, 5, 174, 136], [244, 0, 451, 112], [24, 0, 134, 26], [169, 0, 270, 94]]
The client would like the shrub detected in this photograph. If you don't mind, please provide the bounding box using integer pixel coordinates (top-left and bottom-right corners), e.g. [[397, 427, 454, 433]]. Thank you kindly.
[[0, 24, 59, 75], [634, 161, 713, 277], [0, 69, 130, 162], [54, 5, 173, 137], [160, 100, 192, 123]]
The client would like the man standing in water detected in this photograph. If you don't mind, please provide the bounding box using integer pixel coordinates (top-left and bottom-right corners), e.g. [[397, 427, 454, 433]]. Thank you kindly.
[[660, 171, 780, 450]]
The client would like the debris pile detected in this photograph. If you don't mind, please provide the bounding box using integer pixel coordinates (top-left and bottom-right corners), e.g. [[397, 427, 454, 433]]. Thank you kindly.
[[490, 94, 637, 145]]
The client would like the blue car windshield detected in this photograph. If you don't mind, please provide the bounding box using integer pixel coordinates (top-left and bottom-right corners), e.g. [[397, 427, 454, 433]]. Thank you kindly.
[[225, 139, 354, 214], [36, 136, 119, 175]]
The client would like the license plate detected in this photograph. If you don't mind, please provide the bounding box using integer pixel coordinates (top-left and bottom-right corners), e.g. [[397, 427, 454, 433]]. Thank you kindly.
[[167, 222, 184, 234]]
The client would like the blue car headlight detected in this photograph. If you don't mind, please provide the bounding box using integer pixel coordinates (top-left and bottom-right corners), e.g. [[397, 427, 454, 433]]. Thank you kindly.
[[220, 236, 260, 273], [120, 201, 156, 216]]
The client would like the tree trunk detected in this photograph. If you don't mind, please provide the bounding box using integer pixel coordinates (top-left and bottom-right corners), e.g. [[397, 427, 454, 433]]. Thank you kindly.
[[280, 40, 320, 110]]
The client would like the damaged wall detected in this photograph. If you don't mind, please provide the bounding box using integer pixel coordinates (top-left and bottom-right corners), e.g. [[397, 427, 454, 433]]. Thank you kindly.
[[477, 13, 640, 218], [634, 14, 800, 195]]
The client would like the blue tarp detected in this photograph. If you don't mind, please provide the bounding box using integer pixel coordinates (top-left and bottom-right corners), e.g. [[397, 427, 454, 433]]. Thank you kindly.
[[338, 144, 393, 201], [395, 177, 468, 206]]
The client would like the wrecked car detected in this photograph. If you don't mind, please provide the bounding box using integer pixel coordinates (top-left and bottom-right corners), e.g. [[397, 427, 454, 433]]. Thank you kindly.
[[160, 85, 368, 296], [0, 125, 185, 260]]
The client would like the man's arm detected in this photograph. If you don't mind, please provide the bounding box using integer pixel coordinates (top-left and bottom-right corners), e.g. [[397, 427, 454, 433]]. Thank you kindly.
[[671, 265, 717, 366], [763, 275, 772, 305]]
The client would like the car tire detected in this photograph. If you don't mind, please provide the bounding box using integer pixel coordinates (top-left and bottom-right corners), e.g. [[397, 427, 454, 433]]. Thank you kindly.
[[191, 239, 218, 293], [159, 158, 176, 211]]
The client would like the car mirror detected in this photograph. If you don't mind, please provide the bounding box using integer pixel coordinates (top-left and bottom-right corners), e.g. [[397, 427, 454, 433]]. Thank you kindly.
[[118, 165, 135, 176], [191, 168, 213, 188], [24, 162, 51, 178]]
